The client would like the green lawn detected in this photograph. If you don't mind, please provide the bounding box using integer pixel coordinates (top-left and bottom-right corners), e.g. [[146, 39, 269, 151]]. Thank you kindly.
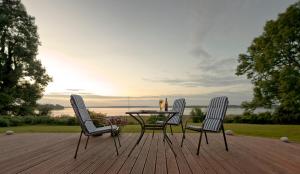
[[1, 124, 300, 143]]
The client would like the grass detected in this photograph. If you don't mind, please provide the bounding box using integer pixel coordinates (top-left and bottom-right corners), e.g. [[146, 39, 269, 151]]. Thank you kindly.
[[1, 124, 300, 143]]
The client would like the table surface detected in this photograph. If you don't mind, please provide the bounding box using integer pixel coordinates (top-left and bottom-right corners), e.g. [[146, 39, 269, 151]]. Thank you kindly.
[[125, 110, 178, 114]]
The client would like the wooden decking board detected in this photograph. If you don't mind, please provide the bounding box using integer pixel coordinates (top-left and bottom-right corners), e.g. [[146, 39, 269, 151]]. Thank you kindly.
[[205, 135, 253, 174], [52, 134, 118, 174], [0, 134, 73, 161], [87, 134, 135, 174], [238, 136, 300, 165], [168, 135, 192, 174], [73, 134, 129, 174], [229, 135, 300, 174], [143, 134, 158, 174], [1, 135, 77, 173], [116, 134, 149, 174], [185, 134, 229, 174], [180, 135, 218, 174], [165, 140, 179, 174], [130, 133, 153, 174], [0, 133, 299, 174], [155, 134, 167, 174], [191, 134, 242, 174], [92, 134, 137, 174], [218, 135, 280, 174], [173, 135, 207, 174], [69, 135, 122, 174]]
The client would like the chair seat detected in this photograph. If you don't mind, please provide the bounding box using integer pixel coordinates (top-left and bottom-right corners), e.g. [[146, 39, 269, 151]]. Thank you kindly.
[[186, 125, 203, 131], [90, 125, 119, 135]]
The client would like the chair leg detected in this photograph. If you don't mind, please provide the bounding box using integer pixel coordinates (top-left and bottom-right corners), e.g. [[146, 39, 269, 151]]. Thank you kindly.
[[180, 123, 185, 147], [204, 132, 208, 144], [197, 131, 203, 155], [180, 132, 185, 147], [181, 122, 185, 139], [74, 130, 83, 159], [152, 130, 154, 137], [170, 125, 173, 135], [85, 136, 90, 149], [221, 125, 229, 151], [117, 133, 121, 147], [112, 132, 119, 155]]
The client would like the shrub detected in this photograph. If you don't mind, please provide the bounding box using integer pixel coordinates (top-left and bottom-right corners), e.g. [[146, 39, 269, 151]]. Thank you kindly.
[[88, 110, 106, 126], [147, 114, 165, 124], [23, 116, 41, 125], [108, 116, 128, 126], [0, 115, 80, 127], [9, 116, 24, 126], [190, 107, 205, 123], [0, 117, 9, 127], [54, 116, 77, 125]]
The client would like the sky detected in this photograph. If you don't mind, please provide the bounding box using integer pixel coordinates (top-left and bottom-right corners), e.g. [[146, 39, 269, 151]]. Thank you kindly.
[[22, 0, 297, 106]]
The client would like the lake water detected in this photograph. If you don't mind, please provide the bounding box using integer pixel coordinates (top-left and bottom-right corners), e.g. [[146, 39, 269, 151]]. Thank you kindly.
[[51, 107, 271, 117]]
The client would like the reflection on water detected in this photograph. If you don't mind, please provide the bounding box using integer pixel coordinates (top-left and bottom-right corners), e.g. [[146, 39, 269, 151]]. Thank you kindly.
[[52, 107, 272, 117]]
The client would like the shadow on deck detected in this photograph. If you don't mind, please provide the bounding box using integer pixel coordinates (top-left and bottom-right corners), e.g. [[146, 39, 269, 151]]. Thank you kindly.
[[0, 133, 299, 174]]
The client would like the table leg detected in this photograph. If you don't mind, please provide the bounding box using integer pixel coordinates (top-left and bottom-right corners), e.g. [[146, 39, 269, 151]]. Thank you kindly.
[[163, 123, 177, 157], [128, 127, 144, 157], [128, 114, 146, 157]]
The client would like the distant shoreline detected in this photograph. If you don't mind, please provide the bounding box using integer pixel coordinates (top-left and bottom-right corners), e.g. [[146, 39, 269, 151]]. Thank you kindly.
[[62, 105, 243, 109]]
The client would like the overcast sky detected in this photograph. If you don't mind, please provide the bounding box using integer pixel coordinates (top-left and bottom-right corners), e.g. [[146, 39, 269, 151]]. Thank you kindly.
[[22, 0, 296, 105]]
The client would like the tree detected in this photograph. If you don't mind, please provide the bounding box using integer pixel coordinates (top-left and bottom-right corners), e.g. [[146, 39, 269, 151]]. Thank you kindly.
[[236, 1, 300, 118], [0, 0, 51, 115]]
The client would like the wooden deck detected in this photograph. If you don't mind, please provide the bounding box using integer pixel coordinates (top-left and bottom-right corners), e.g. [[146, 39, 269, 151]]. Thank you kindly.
[[0, 133, 299, 174]]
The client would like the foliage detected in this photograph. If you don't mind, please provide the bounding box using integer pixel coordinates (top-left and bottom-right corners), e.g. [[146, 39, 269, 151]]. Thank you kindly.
[[236, 1, 300, 118], [0, 115, 78, 127], [36, 104, 64, 116], [0, 0, 52, 116], [0, 117, 9, 126], [224, 112, 300, 124], [108, 116, 128, 126], [190, 107, 205, 123], [147, 114, 165, 124], [88, 110, 106, 126]]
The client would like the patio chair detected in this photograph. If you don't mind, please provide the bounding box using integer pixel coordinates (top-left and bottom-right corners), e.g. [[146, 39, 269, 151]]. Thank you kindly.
[[156, 98, 186, 136], [70, 94, 121, 159], [181, 96, 229, 155]]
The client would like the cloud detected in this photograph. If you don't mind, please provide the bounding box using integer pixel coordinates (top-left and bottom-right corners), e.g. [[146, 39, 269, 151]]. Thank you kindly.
[[190, 46, 212, 58], [65, 88, 84, 92], [40, 89, 252, 106], [144, 73, 248, 87], [196, 57, 236, 73], [143, 56, 248, 88]]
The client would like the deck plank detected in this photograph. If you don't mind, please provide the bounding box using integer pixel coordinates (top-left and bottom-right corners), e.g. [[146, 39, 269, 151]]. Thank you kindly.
[[130, 133, 153, 174], [155, 134, 167, 174], [90, 134, 135, 174], [0, 133, 299, 174], [116, 134, 149, 174], [143, 134, 158, 174]]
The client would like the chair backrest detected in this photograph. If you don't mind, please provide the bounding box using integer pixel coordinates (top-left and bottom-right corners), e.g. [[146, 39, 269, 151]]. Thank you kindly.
[[70, 94, 96, 134], [168, 98, 186, 124], [203, 96, 228, 132]]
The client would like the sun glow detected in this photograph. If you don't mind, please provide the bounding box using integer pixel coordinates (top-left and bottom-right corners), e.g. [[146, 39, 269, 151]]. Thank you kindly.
[[38, 49, 118, 96]]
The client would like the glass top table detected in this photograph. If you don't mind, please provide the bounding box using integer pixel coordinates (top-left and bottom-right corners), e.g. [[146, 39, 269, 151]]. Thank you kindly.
[[126, 110, 178, 157]]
